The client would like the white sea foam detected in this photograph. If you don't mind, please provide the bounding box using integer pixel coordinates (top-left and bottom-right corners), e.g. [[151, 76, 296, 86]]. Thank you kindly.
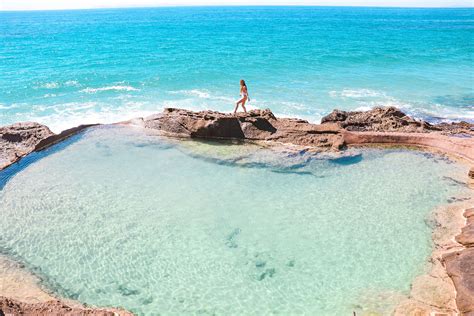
[[34, 81, 81, 90], [40, 82, 60, 89], [31, 109, 157, 134], [280, 101, 307, 111], [354, 106, 374, 111], [329, 89, 386, 98], [409, 105, 474, 124], [168, 89, 236, 103], [64, 80, 80, 87], [169, 89, 211, 98], [80, 86, 139, 93], [352, 99, 474, 124]]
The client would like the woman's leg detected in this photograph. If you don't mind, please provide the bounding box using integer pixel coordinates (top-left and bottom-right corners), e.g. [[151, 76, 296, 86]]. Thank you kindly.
[[234, 98, 244, 114], [241, 98, 247, 113]]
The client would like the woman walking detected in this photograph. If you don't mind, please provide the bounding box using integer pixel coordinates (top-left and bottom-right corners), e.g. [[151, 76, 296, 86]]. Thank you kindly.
[[234, 79, 249, 114]]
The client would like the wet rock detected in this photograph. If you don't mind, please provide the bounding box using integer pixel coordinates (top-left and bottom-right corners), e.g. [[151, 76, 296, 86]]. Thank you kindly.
[[0, 122, 53, 170], [0, 296, 133, 315], [118, 284, 140, 296], [144, 108, 345, 151], [443, 248, 474, 314]]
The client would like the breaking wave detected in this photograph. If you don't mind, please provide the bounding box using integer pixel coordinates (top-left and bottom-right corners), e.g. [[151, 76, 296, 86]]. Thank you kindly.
[[81, 86, 139, 93], [329, 89, 386, 98]]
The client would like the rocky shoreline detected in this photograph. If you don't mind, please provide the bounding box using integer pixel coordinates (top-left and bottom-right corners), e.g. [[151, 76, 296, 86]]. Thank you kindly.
[[1, 106, 473, 315]]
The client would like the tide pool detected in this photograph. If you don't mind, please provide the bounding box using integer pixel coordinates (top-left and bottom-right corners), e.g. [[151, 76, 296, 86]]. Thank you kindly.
[[0, 126, 469, 315]]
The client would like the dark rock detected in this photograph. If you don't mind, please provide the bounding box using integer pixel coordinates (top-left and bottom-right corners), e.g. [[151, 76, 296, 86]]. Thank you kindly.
[[321, 107, 434, 132], [322, 107, 474, 135], [0, 122, 54, 170], [320, 109, 347, 122], [436, 121, 474, 136], [118, 285, 140, 296], [443, 248, 474, 314]]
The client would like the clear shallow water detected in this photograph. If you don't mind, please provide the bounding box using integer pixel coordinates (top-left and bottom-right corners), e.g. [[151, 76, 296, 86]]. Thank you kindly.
[[1, 7, 473, 132], [0, 126, 470, 315]]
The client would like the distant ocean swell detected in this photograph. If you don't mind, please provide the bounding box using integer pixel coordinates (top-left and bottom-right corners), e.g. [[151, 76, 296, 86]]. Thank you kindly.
[[1, 7, 472, 131]]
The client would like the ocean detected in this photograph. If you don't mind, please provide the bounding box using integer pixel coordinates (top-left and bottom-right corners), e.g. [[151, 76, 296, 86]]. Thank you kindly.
[[1, 6, 473, 132]]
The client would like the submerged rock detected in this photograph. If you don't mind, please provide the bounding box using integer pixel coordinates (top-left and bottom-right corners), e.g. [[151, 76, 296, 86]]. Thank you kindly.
[[0, 122, 53, 169], [256, 268, 276, 281], [225, 228, 241, 249], [0, 296, 133, 316]]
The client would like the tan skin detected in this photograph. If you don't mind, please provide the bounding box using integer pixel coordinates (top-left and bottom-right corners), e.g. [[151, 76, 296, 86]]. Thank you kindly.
[[234, 80, 248, 114]]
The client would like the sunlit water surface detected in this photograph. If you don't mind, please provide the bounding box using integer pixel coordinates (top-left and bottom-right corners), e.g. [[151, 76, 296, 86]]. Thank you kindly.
[[0, 126, 470, 315]]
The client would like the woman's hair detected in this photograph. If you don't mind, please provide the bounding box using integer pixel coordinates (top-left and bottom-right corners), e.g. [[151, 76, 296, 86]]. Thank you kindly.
[[240, 79, 246, 87]]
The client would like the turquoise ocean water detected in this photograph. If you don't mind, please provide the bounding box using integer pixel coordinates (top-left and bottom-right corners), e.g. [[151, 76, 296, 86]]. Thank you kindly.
[[1, 7, 473, 132]]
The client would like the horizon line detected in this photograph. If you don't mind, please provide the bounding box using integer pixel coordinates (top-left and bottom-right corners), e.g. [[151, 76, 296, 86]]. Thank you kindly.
[[1, 4, 473, 12]]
